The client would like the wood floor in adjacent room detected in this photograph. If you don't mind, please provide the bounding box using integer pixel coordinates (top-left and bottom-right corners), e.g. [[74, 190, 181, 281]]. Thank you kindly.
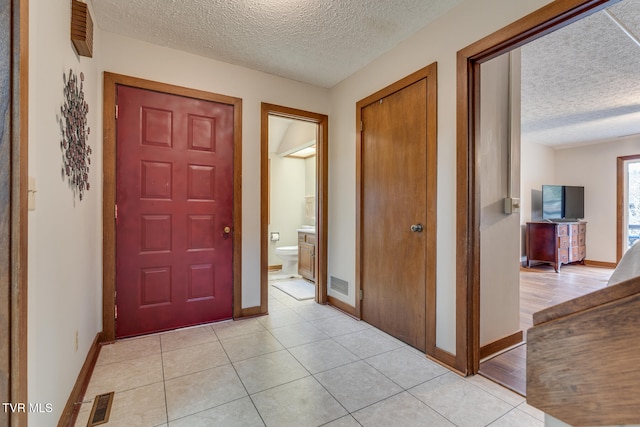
[[479, 263, 614, 396]]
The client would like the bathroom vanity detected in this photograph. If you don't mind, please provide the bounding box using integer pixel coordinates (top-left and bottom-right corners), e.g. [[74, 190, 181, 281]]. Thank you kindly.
[[298, 230, 316, 282]]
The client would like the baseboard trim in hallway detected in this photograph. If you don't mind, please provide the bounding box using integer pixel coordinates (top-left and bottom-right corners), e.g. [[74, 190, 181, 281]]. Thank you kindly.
[[58, 332, 103, 427]]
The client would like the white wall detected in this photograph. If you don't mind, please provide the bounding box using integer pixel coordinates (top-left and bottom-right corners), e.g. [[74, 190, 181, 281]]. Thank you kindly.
[[27, 1, 329, 423], [305, 156, 316, 200], [28, 0, 102, 424], [268, 155, 306, 266], [327, 0, 553, 352], [521, 134, 640, 263], [27, 0, 568, 416], [479, 53, 521, 346], [99, 31, 330, 309], [521, 141, 556, 249], [555, 134, 640, 263]]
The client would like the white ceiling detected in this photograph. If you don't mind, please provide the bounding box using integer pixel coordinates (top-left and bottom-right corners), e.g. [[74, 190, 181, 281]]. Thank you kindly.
[[92, 0, 464, 88], [521, 0, 640, 147], [92, 0, 640, 147]]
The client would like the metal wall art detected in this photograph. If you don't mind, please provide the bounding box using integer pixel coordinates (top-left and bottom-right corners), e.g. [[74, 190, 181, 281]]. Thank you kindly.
[[59, 68, 91, 201]]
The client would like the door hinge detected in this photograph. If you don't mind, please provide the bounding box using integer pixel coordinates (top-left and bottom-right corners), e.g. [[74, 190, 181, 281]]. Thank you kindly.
[[114, 305, 117, 320], [115, 204, 118, 220], [359, 289, 363, 301], [360, 121, 363, 132], [115, 104, 119, 119]]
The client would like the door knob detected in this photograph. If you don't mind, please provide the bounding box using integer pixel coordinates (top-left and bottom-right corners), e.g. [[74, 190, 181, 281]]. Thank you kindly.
[[223, 226, 231, 234], [410, 224, 423, 232]]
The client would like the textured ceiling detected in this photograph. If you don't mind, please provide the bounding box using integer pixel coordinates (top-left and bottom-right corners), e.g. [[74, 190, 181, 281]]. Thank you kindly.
[[521, 0, 640, 147], [92, 0, 464, 88], [92, 0, 640, 147]]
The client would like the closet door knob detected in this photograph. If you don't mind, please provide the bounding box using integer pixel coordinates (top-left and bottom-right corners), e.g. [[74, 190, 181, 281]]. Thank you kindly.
[[410, 224, 423, 232]]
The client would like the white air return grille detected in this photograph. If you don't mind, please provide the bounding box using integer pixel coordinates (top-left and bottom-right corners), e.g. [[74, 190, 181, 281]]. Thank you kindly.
[[330, 276, 349, 296]]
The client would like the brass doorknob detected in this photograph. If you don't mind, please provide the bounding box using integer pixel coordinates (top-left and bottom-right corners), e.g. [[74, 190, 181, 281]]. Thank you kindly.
[[223, 226, 231, 234], [410, 224, 424, 232]]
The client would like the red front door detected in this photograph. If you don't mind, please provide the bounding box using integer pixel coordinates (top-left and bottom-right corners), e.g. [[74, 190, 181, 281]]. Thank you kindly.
[[115, 85, 234, 338]]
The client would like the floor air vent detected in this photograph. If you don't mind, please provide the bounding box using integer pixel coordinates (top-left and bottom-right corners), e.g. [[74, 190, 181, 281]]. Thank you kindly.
[[330, 276, 349, 296], [87, 392, 114, 426]]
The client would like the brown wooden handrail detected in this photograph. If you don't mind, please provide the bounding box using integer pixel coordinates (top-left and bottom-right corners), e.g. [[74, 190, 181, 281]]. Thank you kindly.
[[527, 275, 640, 426]]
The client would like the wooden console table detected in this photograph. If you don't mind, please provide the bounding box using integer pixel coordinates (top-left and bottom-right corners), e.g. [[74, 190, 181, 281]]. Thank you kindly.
[[525, 221, 586, 272]]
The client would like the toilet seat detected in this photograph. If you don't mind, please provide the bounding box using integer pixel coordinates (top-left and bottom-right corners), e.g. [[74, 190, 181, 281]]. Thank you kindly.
[[275, 246, 298, 255]]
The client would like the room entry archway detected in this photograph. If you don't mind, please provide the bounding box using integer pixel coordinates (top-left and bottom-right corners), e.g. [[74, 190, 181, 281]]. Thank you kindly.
[[260, 103, 329, 312], [456, 0, 621, 375]]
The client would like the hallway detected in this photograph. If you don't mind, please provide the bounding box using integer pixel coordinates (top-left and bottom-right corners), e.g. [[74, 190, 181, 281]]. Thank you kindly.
[[74, 283, 543, 426]]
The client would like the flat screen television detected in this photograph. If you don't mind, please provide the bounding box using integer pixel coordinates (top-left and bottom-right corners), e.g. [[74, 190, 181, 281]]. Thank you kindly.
[[542, 185, 584, 221]]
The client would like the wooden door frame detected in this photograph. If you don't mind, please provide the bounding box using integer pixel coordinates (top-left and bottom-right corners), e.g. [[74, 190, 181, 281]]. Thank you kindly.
[[260, 103, 329, 312], [617, 154, 640, 262], [102, 73, 243, 341], [0, 0, 28, 425], [456, 0, 620, 375], [356, 63, 438, 357]]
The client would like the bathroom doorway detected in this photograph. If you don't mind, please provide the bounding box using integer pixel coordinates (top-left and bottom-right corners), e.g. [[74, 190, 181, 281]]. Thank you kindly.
[[260, 104, 328, 311]]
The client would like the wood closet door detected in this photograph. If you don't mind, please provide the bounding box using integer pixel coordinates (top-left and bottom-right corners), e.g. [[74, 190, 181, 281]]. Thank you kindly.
[[361, 78, 428, 351]]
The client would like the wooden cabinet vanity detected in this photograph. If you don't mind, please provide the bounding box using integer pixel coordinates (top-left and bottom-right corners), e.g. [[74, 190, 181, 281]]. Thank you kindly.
[[298, 231, 316, 282]]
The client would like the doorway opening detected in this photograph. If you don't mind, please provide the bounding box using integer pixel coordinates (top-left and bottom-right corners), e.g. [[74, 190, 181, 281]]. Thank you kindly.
[[457, 0, 623, 377], [617, 154, 640, 261], [260, 104, 328, 312]]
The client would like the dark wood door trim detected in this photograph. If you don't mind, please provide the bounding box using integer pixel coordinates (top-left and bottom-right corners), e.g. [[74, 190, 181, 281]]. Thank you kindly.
[[456, 0, 620, 375], [617, 154, 640, 262], [103, 73, 242, 340], [260, 103, 329, 312], [0, 0, 29, 425], [356, 63, 438, 357]]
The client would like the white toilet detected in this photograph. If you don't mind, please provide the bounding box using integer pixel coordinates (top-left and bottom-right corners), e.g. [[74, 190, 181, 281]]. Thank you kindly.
[[275, 246, 298, 277]]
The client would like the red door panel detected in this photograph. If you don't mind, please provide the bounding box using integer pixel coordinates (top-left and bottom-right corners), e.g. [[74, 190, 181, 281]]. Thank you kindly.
[[116, 86, 234, 338]]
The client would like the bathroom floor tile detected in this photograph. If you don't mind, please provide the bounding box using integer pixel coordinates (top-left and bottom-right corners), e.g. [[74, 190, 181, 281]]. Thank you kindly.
[[288, 339, 359, 374], [465, 373, 526, 407], [212, 318, 266, 340], [219, 330, 283, 362], [292, 303, 342, 321], [160, 324, 218, 352], [267, 298, 288, 313], [85, 353, 163, 398], [77, 282, 536, 427], [321, 415, 362, 427], [165, 364, 247, 421], [309, 314, 370, 337], [409, 372, 513, 427], [333, 328, 404, 359], [168, 397, 264, 427], [162, 341, 230, 380], [257, 308, 306, 329], [517, 401, 545, 422], [269, 322, 329, 348], [315, 360, 403, 412], [488, 408, 544, 427], [96, 335, 161, 366], [77, 382, 167, 427], [251, 376, 348, 427], [233, 350, 309, 394], [365, 347, 447, 389], [352, 391, 454, 427]]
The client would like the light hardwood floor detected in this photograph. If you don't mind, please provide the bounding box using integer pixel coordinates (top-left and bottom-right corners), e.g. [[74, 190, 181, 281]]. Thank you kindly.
[[479, 263, 613, 396]]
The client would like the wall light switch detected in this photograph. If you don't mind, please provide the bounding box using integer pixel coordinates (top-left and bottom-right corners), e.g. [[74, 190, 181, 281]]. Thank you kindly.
[[28, 176, 36, 211]]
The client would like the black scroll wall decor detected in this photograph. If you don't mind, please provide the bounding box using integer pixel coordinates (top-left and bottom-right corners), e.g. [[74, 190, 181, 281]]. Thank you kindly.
[[59, 68, 91, 201]]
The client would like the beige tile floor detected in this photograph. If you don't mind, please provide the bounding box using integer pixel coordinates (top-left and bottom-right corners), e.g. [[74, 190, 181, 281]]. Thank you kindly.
[[74, 280, 545, 427]]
